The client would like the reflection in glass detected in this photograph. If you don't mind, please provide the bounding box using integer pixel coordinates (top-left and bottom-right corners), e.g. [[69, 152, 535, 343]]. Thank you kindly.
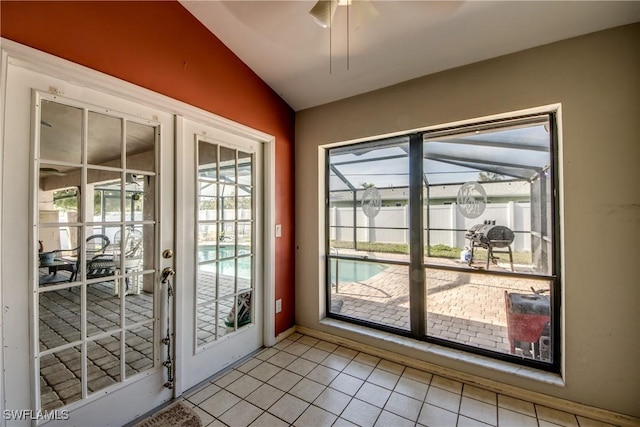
[[126, 121, 156, 172], [125, 325, 154, 378], [125, 174, 154, 222], [38, 226, 80, 284], [40, 100, 82, 164], [86, 279, 120, 336], [40, 346, 82, 410], [88, 111, 122, 167], [237, 257, 252, 293], [39, 287, 82, 351], [39, 164, 81, 224], [219, 146, 236, 183], [197, 304, 216, 347], [197, 266, 218, 303], [237, 151, 253, 186], [125, 274, 154, 325], [89, 170, 122, 222], [198, 141, 218, 180], [217, 296, 236, 338], [425, 268, 553, 362], [218, 260, 236, 298], [87, 334, 121, 393], [329, 260, 409, 330]]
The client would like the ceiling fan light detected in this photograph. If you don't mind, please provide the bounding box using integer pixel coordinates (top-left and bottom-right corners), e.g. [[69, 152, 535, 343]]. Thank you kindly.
[[309, 0, 338, 28], [353, 0, 379, 29]]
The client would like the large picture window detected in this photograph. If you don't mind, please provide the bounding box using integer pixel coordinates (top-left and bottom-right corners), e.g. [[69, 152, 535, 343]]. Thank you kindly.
[[326, 113, 560, 371]]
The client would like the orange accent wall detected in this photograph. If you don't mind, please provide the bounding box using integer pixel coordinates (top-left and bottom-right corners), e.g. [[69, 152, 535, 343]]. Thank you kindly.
[[1, 0, 295, 336]]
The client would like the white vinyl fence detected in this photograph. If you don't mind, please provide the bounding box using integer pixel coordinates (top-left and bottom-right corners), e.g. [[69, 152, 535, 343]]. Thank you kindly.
[[330, 202, 531, 252]]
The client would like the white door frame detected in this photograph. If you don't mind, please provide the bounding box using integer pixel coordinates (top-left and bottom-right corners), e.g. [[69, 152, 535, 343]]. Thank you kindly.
[[0, 38, 276, 422]]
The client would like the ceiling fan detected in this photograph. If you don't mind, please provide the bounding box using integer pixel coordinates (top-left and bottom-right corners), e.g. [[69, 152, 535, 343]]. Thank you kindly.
[[309, 0, 379, 29]]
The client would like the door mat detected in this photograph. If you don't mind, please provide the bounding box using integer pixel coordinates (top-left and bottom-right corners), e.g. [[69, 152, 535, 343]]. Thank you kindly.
[[135, 401, 202, 427]]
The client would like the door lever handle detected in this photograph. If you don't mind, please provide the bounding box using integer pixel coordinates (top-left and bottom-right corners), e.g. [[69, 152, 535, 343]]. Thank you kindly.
[[161, 267, 175, 283]]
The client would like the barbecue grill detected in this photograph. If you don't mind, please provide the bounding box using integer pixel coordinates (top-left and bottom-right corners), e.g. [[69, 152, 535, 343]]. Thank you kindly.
[[465, 221, 515, 271]]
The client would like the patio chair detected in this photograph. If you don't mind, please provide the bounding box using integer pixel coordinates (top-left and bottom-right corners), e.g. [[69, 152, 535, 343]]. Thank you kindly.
[[68, 234, 116, 282], [113, 226, 144, 294]]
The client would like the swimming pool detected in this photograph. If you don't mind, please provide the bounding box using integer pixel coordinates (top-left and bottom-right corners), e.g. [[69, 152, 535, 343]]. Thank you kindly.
[[330, 259, 387, 283], [198, 245, 251, 280]]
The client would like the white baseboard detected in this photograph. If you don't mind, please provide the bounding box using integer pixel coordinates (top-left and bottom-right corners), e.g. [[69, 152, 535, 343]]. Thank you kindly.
[[295, 325, 639, 427]]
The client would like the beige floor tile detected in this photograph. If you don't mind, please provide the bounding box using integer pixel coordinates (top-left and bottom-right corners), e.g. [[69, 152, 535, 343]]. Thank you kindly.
[[417, 403, 458, 427], [297, 336, 320, 347], [301, 347, 330, 363], [289, 377, 326, 403], [377, 359, 405, 375], [226, 374, 263, 398], [267, 351, 298, 368], [497, 394, 536, 417], [245, 383, 285, 410], [206, 418, 227, 427], [267, 369, 303, 392], [191, 405, 215, 426], [321, 353, 351, 371], [218, 401, 263, 427], [536, 405, 579, 427], [498, 407, 538, 427], [425, 386, 461, 413], [330, 372, 365, 396], [254, 347, 278, 361], [384, 391, 422, 421], [459, 396, 497, 426], [402, 367, 433, 385], [286, 357, 318, 377], [249, 411, 289, 427], [343, 360, 374, 380], [283, 342, 312, 356], [575, 416, 618, 427], [354, 352, 381, 367], [367, 368, 400, 390], [213, 369, 243, 388], [430, 375, 463, 394], [293, 404, 338, 427], [247, 361, 281, 382], [457, 414, 493, 426], [200, 389, 241, 417], [236, 358, 262, 373], [313, 387, 352, 415], [355, 382, 392, 408], [342, 398, 382, 427], [314, 340, 339, 353], [306, 365, 340, 385], [539, 420, 565, 427], [273, 339, 294, 350], [268, 394, 310, 424], [187, 383, 221, 405], [288, 332, 303, 341], [462, 385, 497, 405], [333, 417, 360, 427], [334, 346, 358, 359], [394, 377, 429, 401], [374, 410, 415, 427]]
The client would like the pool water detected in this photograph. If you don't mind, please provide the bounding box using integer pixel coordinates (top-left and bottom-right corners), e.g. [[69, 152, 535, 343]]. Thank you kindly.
[[330, 259, 387, 283], [198, 245, 251, 280]]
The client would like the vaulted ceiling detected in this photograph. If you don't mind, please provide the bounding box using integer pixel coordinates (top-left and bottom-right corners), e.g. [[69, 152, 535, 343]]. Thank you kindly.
[[181, 1, 640, 111]]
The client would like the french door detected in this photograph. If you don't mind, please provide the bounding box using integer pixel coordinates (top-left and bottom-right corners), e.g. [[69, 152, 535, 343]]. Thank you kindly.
[[2, 64, 175, 425], [176, 118, 263, 392]]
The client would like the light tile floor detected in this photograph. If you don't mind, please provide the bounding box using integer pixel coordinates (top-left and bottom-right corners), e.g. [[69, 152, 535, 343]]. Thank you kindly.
[[165, 333, 617, 427]]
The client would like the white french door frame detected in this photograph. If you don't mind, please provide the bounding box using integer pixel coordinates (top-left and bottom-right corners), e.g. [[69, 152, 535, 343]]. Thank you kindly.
[[0, 38, 277, 423]]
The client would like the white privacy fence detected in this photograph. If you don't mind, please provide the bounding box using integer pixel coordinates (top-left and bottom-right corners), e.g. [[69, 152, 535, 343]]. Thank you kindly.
[[330, 202, 532, 252]]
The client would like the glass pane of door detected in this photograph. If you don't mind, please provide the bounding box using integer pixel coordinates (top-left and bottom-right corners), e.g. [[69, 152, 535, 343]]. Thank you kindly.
[[35, 98, 160, 410], [196, 140, 255, 348]]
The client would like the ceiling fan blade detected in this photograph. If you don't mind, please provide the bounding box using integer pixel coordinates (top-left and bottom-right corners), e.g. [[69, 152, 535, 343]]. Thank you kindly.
[[309, 0, 338, 28], [352, 0, 379, 29]]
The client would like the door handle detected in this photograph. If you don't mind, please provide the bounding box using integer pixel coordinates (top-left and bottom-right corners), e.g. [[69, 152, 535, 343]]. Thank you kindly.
[[161, 267, 175, 283]]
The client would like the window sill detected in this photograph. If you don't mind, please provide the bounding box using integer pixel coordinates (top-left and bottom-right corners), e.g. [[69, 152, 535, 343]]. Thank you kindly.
[[317, 318, 564, 387]]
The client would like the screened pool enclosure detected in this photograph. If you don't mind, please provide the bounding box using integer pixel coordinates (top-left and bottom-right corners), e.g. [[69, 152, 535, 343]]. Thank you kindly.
[[326, 113, 560, 371]]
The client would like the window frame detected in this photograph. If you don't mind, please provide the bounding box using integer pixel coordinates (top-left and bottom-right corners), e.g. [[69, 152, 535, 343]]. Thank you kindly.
[[325, 111, 561, 373]]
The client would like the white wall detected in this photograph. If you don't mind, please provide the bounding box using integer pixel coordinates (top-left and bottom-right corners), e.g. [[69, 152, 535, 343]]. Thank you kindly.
[[295, 24, 640, 417]]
